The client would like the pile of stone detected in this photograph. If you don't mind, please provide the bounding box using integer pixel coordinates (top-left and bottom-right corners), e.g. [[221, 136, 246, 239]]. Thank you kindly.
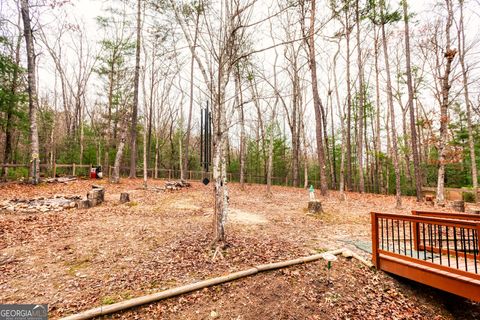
[[0, 195, 81, 213], [44, 177, 77, 184], [164, 180, 191, 191], [0, 185, 106, 213]]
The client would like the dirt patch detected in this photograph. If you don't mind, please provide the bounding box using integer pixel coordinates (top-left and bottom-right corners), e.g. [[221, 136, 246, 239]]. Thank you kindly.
[[228, 208, 268, 225]]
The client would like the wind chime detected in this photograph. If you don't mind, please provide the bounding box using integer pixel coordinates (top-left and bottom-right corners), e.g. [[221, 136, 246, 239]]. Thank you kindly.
[[200, 102, 212, 185]]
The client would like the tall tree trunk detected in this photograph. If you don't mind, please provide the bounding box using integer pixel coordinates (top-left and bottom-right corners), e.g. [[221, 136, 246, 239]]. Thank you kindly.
[[112, 121, 128, 184], [308, 0, 328, 195], [345, 15, 353, 191], [436, 0, 456, 206], [381, 3, 402, 208], [183, 10, 200, 178], [235, 70, 246, 190], [403, 0, 422, 201], [333, 42, 346, 200], [143, 109, 148, 188], [129, 0, 142, 178], [355, 0, 365, 193], [20, 0, 40, 184], [458, 0, 478, 201], [374, 23, 383, 194], [3, 32, 22, 176]]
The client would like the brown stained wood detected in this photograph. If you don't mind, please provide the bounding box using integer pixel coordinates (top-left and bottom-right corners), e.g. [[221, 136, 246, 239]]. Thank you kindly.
[[372, 211, 480, 302], [412, 210, 480, 221], [379, 254, 480, 302]]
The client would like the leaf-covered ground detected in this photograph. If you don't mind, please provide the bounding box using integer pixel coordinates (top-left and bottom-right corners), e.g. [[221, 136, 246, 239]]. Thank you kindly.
[[0, 179, 479, 319]]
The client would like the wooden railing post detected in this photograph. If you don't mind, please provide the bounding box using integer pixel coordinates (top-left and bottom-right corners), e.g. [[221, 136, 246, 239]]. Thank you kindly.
[[371, 212, 380, 269], [53, 162, 57, 178], [72, 163, 76, 176]]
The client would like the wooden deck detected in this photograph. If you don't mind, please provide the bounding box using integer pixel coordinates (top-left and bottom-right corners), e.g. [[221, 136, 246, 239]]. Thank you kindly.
[[371, 211, 480, 302]]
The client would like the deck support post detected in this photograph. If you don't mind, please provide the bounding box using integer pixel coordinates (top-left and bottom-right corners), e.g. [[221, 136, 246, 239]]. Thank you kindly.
[[371, 212, 380, 269]]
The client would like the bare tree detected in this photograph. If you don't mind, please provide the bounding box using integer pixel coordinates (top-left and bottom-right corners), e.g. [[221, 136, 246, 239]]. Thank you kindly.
[[436, 0, 457, 206], [402, 0, 422, 201], [380, 0, 402, 208], [129, 0, 142, 178], [20, 0, 40, 184], [457, 0, 478, 201], [355, 0, 365, 193], [302, 0, 328, 195]]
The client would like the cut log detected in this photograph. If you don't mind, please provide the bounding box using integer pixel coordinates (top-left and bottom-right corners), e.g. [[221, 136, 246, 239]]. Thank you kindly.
[[451, 200, 465, 212], [307, 200, 323, 215], [120, 193, 130, 203], [87, 187, 104, 207], [91, 185, 105, 203], [77, 199, 92, 209]]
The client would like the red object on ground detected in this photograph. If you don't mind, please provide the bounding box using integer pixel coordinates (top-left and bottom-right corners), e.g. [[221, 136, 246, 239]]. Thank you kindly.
[[90, 168, 97, 179]]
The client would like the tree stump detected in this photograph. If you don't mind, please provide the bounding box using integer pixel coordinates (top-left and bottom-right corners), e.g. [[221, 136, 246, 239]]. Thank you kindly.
[[77, 199, 92, 209], [451, 200, 465, 212], [91, 185, 105, 203], [308, 200, 323, 215], [120, 192, 130, 203], [425, 194, 435, 205], [87, 187, 105, 207]]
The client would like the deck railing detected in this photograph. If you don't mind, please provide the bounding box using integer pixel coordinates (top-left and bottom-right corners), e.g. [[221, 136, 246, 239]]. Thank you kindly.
[[371, 212, 480, 278]]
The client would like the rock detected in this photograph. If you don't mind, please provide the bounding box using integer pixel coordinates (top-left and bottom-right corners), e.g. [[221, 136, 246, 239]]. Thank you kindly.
[[342, 250, 353, 259], [69, 202, 76, 208], [6, 206, 15, 212]]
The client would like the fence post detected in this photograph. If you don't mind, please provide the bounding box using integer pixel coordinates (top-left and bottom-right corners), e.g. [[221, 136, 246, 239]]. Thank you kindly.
[[72, 163, 76, 176], [371, 212, 380, 269], [53, 162, 56, 178]]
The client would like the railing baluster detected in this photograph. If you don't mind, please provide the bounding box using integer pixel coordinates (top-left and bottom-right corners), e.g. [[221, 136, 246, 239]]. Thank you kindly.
[[453, 227, 459, 269], [386, 219, 389, 252], [392, 219, 395, 253], [473, 228, 478, 274], [381, 218, 384, 250], [446, 226, 451, 267], [430, 223, 434, 263], [409, 221, 413, 257], [403, 221, 407, 256], [422, 223, 427, 260], [439, 225, 443, 266], [461, 228, 468, 272], [397, 219, 401, 254]]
